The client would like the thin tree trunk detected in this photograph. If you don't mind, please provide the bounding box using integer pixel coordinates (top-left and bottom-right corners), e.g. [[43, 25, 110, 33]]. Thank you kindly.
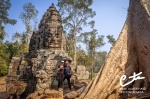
[[73, 28, 77, 71], [91, 51, 93, 79], [26, 22, 31, 50]]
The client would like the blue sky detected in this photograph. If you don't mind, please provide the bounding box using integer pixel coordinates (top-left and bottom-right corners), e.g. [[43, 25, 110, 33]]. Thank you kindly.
[[4, 0, 129, 52]]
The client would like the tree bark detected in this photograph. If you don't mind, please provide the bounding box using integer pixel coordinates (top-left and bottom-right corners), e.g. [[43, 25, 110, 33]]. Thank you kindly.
[[73, 28, 77, 70], [26, 22, 31, 47], [79, 0, 150, 98]]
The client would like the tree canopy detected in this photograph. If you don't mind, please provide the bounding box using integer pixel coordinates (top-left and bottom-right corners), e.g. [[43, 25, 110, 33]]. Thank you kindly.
[[20, 2, 38, 45], [0, 0, 16, 40]]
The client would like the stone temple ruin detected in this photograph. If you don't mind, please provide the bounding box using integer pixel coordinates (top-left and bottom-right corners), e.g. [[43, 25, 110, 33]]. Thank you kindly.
[[5, 4, 73, 99]]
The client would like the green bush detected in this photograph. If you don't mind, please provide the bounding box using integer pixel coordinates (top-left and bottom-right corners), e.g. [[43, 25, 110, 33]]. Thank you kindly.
[[0, 43, 9, 77], [0, 58, 8, 77]]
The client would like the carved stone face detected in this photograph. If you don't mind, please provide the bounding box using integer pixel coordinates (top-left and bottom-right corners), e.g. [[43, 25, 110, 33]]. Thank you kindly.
[[29, 4, 65, 50]]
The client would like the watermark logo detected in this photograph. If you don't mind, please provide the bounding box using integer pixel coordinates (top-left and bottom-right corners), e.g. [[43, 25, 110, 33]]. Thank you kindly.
[[120, 72, 146, 93], [120, 72, 145, 87]]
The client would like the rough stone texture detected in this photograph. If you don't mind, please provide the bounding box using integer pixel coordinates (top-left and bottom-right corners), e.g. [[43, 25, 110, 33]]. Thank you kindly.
[[33, 50, 72, 91], [64, 86, 86, 99], [62, 80, 90, 99], [64, 91, 78, 99], [26, 89, 63, 99], [45, 89, 63, 99], [29, 3, 66, 51], [5, 4, 71, 99], [76, 65, 89, 80], [78, 0, 150, 99]]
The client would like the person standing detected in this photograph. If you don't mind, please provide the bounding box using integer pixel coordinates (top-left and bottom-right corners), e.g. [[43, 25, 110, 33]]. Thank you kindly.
[[63, 61, 72, 90], [57, 60, 64, 91]]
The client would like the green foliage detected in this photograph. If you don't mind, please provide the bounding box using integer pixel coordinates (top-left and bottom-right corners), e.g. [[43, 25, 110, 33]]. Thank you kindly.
[[20, 2, 38, 23], [78, 29, 105, 58], [12, 32, 28, 55], [0, 0, 16, 24], [78, 29, 106, 78], [0, 35, 28, 77], [77, 34, 108, 70], [0, 32, 28, 76], [0, 0, 16, 40], [20, 2, 38, 44], [0, 43, 9, 61], [0, 43, 10, 76], [5, 41, 20, 59], [107, 35, 116, 46], [76, 46, 92, 66], [0, 0, 17, 76], [0, 57, 8, 76], [0, 25, 5, 41]]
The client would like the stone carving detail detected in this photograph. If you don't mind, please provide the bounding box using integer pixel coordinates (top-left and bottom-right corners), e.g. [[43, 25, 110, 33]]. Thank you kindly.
[[29, 3, 65, 51]]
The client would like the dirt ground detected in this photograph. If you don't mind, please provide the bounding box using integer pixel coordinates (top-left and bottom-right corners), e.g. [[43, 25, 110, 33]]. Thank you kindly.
[[0, 76, 7, 99]]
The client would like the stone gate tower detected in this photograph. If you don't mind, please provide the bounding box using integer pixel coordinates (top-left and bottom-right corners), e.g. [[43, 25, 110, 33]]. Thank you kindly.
[[29, 3, 66, 52], [5, 3, 71, 99]]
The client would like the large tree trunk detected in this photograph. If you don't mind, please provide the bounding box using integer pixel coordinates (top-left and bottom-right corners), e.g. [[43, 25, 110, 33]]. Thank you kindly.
[[79, 0, 150, 98]]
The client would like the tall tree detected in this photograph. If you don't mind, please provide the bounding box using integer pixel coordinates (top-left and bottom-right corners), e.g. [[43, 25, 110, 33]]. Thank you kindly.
[[20, 2, 38, 46], [107, 35, 116, 46], [79, 29, 105, 78], [0, 0, 16, 41], [57, 0, 96, 68]]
